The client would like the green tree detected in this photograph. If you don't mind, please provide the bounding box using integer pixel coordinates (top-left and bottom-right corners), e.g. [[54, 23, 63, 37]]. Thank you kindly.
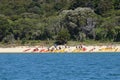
[[0, 17, 13, 41], [114, 0, 120, 9], [96, 0, 114, 16], [56, 29, 70, 45], [62, 7, 97, 40]]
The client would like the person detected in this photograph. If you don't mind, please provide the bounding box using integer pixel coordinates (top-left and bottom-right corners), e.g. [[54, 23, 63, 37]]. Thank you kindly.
[[79, 43, 83, 49], [33, 48, 39, 52], [54, 44, 57, 48], [65, 44, 67, 48]]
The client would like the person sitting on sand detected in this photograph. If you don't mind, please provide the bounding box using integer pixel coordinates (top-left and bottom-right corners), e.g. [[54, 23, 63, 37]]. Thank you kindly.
[[79, 43, 83, 48], [33, 48, 39, 52]]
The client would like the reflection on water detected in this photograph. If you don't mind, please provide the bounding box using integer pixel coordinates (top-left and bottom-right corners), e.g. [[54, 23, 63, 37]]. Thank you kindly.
[[0, 53, 120, 80]]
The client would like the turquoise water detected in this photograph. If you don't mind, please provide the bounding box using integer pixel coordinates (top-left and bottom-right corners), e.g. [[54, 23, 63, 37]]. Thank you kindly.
[[0, 53, 120, 80]]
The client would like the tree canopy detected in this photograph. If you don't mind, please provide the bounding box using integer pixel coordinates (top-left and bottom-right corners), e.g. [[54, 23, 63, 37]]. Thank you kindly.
[[0, 0, 120, 44]]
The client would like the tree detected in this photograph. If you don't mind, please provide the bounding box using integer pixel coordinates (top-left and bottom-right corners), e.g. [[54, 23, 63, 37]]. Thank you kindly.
[[55, 29, 70, 45], [114, 0, 120, 9], [95, 0, 114, 16], [0, 17, 13, 41], [62, 7, 98, 40]]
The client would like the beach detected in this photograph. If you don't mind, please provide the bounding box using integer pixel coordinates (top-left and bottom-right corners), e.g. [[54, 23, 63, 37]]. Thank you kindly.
[[0, 45, 120, 53]]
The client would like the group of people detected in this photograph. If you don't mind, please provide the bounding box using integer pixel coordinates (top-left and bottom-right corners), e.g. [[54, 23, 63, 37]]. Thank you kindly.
[[23, 44, 120, 53], [23, 44, 87, 53]]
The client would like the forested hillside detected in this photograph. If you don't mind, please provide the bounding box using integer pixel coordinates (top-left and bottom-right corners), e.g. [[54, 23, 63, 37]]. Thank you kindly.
[[0, 0, 120, 44]]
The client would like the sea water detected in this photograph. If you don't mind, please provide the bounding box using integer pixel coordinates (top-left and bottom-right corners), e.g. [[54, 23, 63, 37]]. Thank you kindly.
[[0, 53, 120, 80]]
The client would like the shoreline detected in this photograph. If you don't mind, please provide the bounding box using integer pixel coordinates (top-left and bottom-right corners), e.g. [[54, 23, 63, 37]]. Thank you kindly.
[[0, 45, 120, 53]]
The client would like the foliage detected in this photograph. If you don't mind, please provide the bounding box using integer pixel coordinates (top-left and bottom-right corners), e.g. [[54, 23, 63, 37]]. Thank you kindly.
[[61, 7, 98, 40], [56, 29, 70, 45], [0, 0, 120, 44]]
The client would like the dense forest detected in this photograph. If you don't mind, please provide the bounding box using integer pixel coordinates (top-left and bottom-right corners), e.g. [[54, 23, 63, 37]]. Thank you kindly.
[[0, 0, 120, 44]]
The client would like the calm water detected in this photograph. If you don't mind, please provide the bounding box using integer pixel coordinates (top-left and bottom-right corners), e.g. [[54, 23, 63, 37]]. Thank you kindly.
[[0, 53, 120, 80]]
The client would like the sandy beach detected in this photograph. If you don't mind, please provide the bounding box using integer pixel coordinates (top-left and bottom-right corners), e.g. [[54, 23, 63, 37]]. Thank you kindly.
[[0, 45, 120, 53]]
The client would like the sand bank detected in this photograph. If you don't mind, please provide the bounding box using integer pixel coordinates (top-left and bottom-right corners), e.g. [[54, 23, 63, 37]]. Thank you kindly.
[[0, 45, 120, 53]]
